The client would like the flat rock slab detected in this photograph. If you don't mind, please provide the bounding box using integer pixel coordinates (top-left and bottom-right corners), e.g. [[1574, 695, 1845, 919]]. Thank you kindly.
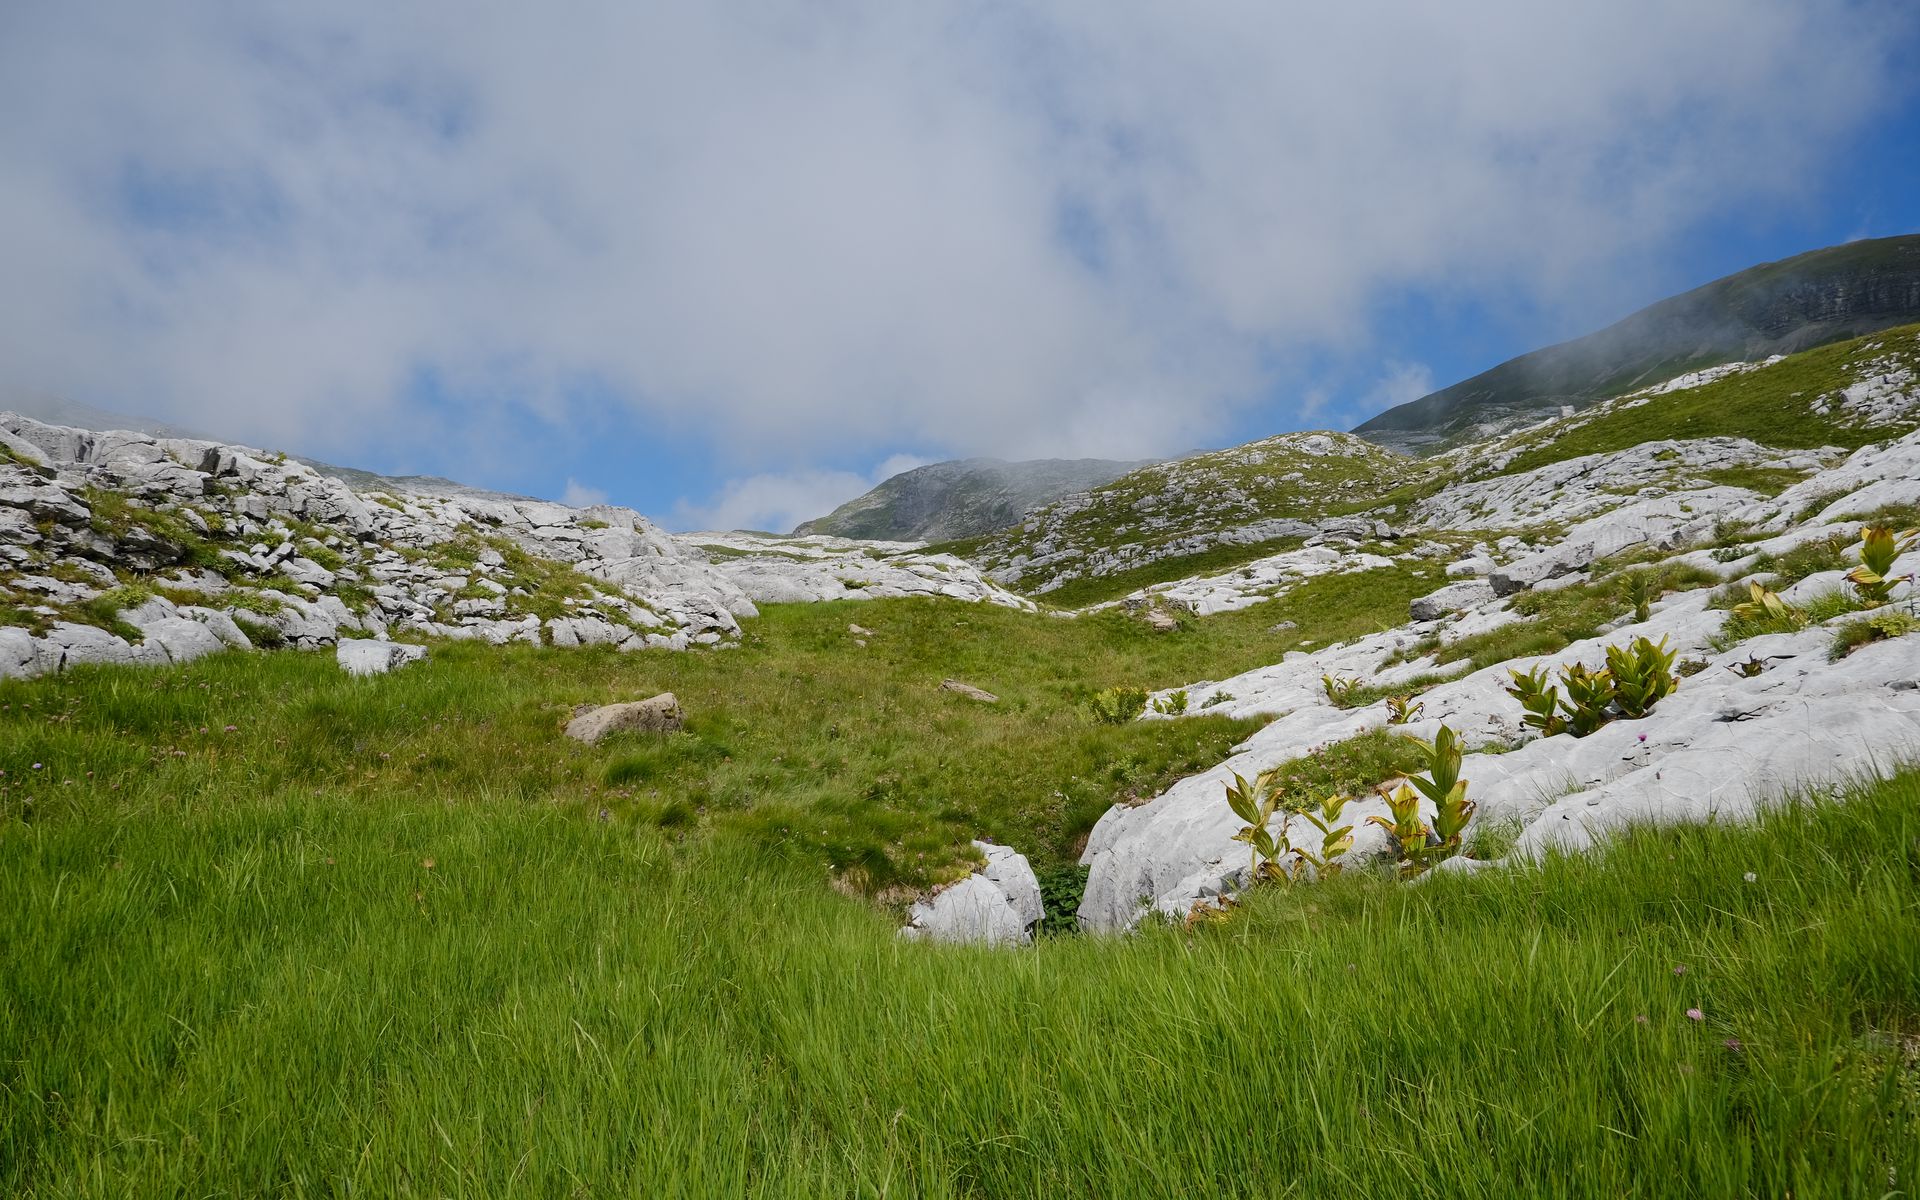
[[940, 679, 1000, 703], [566, 693, 684, 743], [336, 640, 429, 677]]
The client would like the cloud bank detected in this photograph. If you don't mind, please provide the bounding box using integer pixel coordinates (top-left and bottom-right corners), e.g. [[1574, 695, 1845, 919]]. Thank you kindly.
[[1, 1, 1912, 510]]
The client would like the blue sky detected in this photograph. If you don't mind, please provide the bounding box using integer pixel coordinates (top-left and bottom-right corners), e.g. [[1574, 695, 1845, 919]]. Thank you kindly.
[[2, 2, 1917, 531]]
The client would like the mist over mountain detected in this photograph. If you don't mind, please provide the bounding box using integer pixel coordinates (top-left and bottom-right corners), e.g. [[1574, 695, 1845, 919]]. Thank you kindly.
[[792, 457, 1152, 542], [1356, 234, 1920, 451]]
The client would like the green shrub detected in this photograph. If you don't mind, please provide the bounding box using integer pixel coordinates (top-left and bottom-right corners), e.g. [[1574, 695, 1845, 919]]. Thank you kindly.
[[1321, 673, 1361, 706], [1224, 770, 1292, 884], [1399, 725, 1475, 871], [1292, 793, 1356, 879], [1366, 785, 1430, 878], [1504, 665, 1566, 736], [1558, 664, 1614, 737], [1150, 689, 1189, 716], [1087, 686, 1148, 725]]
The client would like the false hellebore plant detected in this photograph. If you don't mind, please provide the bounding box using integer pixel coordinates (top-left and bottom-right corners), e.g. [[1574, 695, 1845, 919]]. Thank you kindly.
[[1369, 725, 1477, 877], [1224, 770, 1292, 885], [1846, 525, 1918, 607]]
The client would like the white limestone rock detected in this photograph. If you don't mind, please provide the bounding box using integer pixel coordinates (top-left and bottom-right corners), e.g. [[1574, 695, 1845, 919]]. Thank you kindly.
[[691, 532, 1037, 611], [1410, 579, 1496, 621], [901, 840, 1044, 946], [336, 640, 430, 676]]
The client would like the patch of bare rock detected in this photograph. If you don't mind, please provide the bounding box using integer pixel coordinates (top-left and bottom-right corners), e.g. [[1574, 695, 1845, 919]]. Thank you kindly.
[[565, 694, 686, 744]]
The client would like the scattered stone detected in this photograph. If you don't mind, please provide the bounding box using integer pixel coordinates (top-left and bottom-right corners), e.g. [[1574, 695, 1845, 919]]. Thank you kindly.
[[565, 693, 685, 743], [336, 640, 430, 677], [848, 623, 875, 636], [939, 679, 1000, 703]]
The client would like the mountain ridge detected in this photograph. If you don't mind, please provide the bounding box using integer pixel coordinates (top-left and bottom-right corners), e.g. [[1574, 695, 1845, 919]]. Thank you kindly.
[[1355, 233, 1920, 451]]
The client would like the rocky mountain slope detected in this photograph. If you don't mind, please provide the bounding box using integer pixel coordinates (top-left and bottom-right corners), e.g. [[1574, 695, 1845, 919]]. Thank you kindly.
[[1076, 327, 1920, 931], [793, 456, 1149, 541], [970, 432, 1415, 601], [975, 323, 1920, 610], [1356, 233, 1920, 451], [0, 414, 1019, 680]]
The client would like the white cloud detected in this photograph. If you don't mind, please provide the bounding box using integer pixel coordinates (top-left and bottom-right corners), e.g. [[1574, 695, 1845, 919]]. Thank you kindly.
[[0, 2, 1910, 474], [671, 455, 933, 535], [561, 478, 608, 508], [1363, 362, 1437, 415]]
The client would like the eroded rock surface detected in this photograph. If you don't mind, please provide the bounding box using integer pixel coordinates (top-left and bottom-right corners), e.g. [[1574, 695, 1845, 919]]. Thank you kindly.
[[901, 841, 1043, 946], [1081, 427, 1920, 932]]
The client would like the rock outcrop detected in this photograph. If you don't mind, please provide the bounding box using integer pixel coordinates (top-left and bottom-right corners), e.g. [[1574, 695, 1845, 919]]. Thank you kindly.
[[336, 640, 430, 677], [794, 456, 1151, 542], [690, 532, 1036, 610], [1080, 426, 1920, 932], [1, 415, 1051, 682], [900, 841, 1044, 946]]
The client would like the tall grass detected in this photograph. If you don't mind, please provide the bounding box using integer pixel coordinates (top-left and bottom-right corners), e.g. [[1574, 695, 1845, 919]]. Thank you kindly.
[[3, 771, 1916, 1195], [3, 596, 1916, 1195]]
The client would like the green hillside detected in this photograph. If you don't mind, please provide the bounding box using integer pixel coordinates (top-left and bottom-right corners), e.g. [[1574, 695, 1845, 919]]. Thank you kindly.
[[972, 432, 1433, 600], [1357, 234, 1920, 450], [1484, 322, 1920, 477]]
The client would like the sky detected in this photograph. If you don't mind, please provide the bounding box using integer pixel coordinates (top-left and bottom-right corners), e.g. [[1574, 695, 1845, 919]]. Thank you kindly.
[[2, 3, 1918, 533]]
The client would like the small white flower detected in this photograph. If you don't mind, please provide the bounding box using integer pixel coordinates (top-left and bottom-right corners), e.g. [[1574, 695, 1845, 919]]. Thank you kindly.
[[1743, 872, 1757, 883]]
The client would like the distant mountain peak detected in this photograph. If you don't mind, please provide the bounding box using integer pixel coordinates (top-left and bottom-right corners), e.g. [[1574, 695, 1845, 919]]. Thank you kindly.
[[792, 456, 1154, 542]]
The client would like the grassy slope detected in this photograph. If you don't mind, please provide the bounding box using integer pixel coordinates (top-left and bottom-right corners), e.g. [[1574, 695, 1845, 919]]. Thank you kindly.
[[1489, 323, 1920, 477], [4, 749, 1915, 1194], [0, 568, 1433, 893]]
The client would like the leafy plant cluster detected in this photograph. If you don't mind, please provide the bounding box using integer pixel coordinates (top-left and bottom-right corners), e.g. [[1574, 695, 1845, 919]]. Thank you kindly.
[[1088, 685, 1149, 725], [1504, 636, 1680, 738], [1224, 726, 1477, 887], [1368, 726, 1478, 877]]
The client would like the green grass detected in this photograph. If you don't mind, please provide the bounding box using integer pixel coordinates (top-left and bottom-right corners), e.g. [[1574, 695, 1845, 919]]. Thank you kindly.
[[1433, 562, 1719, 674], [1709, 587, 1863, 652], [0, 599, 1299, 887], [4, 726, 1916, 1193], [1691, 465, 1812, 496], [1829, 611, 1919, 660], [1491, 323, 1920, 476]]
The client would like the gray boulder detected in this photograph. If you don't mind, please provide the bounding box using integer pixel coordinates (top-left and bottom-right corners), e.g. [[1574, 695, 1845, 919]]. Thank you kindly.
[[939, 679, 1000, 703], [565, 693, 685, 743], [1410, 579, 1497, 621]]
